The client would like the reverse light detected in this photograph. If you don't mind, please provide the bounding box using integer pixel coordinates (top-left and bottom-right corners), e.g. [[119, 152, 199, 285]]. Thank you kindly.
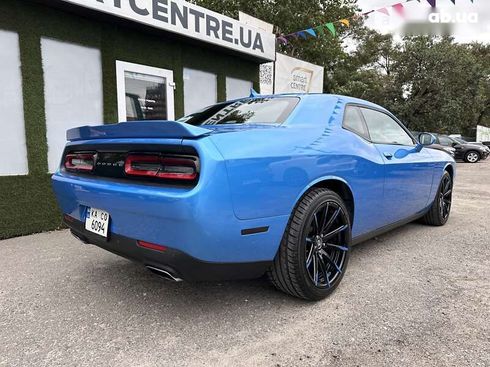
[[124, 154, 198, 181], [64, 153, 95, 172]]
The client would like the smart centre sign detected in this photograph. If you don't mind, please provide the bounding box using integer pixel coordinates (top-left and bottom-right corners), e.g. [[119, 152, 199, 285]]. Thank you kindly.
[[59, 0, 276, 61]]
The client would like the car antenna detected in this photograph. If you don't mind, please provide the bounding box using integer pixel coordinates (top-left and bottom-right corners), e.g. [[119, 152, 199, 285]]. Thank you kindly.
[[249, 88, 260, 98]]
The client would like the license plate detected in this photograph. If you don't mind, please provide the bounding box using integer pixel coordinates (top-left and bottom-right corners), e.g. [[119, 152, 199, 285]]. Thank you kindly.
[[85, 207, 110, 238]]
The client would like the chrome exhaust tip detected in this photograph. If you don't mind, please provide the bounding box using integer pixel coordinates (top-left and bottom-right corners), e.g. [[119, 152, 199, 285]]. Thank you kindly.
[[146, 265, 183, 282]]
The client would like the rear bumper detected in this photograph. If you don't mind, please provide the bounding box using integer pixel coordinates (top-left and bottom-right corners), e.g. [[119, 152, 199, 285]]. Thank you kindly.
[[52, 158, 289, 263], [66, 217, 271, 281]]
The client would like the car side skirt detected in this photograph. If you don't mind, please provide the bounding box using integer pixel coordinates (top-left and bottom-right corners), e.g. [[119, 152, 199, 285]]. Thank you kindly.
[[351, 211, 427, 246]]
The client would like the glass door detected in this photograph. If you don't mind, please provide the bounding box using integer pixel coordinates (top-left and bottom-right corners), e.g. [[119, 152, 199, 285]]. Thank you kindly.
[[116, 61, 175, 122]]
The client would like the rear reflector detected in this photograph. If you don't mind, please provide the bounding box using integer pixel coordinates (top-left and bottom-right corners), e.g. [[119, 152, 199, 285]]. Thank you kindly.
[[65, 153, 95, 172], [63, 214, 75, 223], [137, 240, 167, 252], [125, 154, 198, 181]]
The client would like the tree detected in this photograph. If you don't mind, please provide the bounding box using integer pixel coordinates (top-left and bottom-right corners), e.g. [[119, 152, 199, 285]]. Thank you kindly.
[[337, 35, 490, 135], [191, 1, 490, 134], [387, 36, 489, 134], [335, 29, 399, 105], [190, 0, 362, 92], [467, 43, 490, 130]]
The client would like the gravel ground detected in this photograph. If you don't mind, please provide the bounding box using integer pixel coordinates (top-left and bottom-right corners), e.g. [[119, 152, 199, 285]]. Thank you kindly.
[[1, 160, 489, 367]]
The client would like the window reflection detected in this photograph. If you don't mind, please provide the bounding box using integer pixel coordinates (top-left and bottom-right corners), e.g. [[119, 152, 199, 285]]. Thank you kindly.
[[124, 71, 167, 121]]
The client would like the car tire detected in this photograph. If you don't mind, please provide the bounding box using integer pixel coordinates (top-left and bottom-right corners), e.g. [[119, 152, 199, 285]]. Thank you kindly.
[[268, 188, 351, 301], [421, 171, 453, 226], [464, 150, 480, 163]]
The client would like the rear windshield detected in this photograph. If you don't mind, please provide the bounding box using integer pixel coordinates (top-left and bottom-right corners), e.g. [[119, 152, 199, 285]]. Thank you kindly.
[[177, 97, 300, 126]]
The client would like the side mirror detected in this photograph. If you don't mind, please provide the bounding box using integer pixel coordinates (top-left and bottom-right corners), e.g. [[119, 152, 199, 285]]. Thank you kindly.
[[415, 132, 436, 152], [418, 132, 436, 146], [419, 133, 437, 146]]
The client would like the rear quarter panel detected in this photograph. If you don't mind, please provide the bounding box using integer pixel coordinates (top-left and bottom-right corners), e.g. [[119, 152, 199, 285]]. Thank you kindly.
[[209, 95, 387, 238]]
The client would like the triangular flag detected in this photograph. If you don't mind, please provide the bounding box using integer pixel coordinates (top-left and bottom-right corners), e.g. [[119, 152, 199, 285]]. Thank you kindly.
[[305, 28, 317, 37], [325, 22, 336, 37], [315, 25, 325, 35], [298, 31, 307, 39], [392, 3, 405, 17], [339, 19, 350, 27], [277, 35, 288, 45], [426, 0, 436, 7], [377, 7, 390, 15]]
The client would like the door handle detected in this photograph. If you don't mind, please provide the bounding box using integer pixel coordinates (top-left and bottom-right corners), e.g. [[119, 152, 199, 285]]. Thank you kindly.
[[383, 152, 393, 159]]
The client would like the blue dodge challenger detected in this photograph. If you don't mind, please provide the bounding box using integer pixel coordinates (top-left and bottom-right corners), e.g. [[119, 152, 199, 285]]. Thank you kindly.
[[52, 94, 455, 300]]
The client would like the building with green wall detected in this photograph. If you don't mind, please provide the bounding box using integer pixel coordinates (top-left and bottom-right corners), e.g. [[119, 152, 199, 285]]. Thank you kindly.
[[0, 0, 275, 239]]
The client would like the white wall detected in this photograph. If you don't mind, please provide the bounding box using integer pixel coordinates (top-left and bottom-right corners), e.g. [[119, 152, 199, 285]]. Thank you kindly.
[[183, 68, 217, 115], [41, 38, 103, 172], [226, 77, 253, 101], [477, 125, 490, 142], [0, 30, 28, 176]]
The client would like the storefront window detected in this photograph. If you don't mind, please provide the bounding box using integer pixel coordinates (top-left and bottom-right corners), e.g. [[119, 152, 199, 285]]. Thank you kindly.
[[116, 61, 175, 122], [0, 30, 28, 176], [183, 68, 217, 115], [41, 38, 103, 173], [226, 77, 253, 101]]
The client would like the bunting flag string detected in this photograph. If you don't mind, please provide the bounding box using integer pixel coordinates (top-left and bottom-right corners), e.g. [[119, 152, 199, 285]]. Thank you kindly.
[[276, 0, 476, 44], [339, 19, 350, 27], [392, 3, 405, 17]]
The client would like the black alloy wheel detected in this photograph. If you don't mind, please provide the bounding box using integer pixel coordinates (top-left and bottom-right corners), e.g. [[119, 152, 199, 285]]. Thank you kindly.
[[422, 171, 453, 226], [268, 188, 351, 301], [304, 202, 349, 288], [438, 173, 452, 221]]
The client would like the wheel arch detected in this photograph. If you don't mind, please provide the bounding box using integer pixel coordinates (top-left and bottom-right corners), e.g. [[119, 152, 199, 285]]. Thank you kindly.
[[444, 163, 454, 179], [295, 176, 355, 227]]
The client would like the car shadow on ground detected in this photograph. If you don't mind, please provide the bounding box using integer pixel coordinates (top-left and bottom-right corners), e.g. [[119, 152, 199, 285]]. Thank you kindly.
[[80, 251, 309, 321], [77, 221, 431, 319]]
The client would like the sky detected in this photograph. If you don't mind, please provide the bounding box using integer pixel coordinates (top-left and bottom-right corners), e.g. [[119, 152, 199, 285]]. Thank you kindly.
[[356, 0, 490, 43]]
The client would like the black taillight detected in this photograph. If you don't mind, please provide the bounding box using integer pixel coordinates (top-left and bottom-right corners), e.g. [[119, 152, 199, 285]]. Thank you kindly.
[[64, 153, 95, 172], [124, 154, 198, 181]]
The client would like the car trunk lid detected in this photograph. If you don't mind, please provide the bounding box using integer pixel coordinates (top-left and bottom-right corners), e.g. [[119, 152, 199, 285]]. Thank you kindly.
[[67, 120, 213, 142]]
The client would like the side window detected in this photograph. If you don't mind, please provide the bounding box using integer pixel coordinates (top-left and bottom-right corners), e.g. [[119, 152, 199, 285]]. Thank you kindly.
[[361, 108, 414, 146], [438, 136, 452, 146], [343, 106, 369, 140]]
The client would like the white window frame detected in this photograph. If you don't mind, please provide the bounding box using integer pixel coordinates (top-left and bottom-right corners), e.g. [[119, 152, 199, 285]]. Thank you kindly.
[[116, 61, 175, 122]]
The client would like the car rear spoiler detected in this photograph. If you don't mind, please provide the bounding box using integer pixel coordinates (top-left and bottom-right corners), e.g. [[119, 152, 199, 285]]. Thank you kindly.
[[66, 120, 212, 142]]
